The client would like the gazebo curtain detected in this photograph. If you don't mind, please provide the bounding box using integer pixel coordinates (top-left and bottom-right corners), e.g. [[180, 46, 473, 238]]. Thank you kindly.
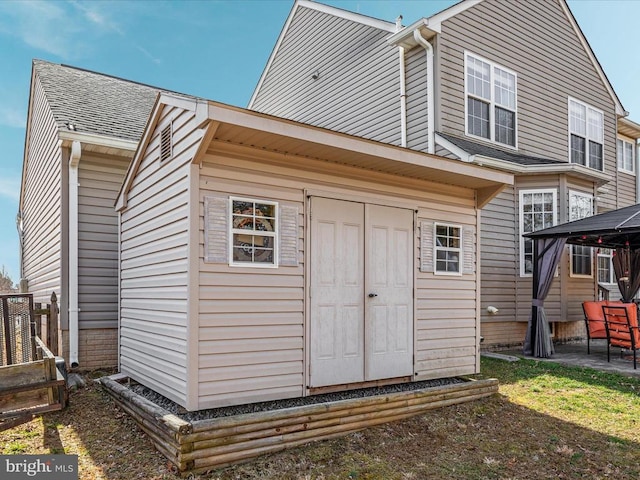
[[613, 247, 640, 302], [523, 237, 567, 357]]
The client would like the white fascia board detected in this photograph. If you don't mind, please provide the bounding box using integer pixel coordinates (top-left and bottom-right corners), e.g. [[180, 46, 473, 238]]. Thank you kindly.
[[387, 19, 436, 49], [425, 0, 483, 32], [300, 0, 396, 32], [59, 130, 138, 152], [435, 133, 472, 162]]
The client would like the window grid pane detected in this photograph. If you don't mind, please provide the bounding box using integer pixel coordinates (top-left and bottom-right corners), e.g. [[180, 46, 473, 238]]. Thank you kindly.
[[495, 107, 515, 146], [522, 191, 555, 275], [570, 134, 586, 165], [597, 249, 613, 283], [589, 141, 603, 171], [435, 224, 461, 274], [467, 56, 491, 100], [494, 67, 515, 110], [468, 97, 490, 139], [231, 198, 277, 266]]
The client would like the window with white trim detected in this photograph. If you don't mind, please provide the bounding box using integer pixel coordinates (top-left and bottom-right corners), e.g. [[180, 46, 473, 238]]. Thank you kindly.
[[569, 98, 603, 171], [569, 191, 593, 277], [617, 138, 635, 174], [465, 52, 517, 147], [434, 223, 462, 275], [520, 189, 557, 276], [229, 197, 277, 267], [597, 248, 614, 284]]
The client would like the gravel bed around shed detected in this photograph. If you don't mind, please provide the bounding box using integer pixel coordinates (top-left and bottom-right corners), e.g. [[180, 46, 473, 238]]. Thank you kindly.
[[130, 377, 465, 422]]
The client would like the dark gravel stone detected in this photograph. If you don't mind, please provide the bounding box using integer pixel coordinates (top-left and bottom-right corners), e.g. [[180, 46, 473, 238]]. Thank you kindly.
[[129, 377, 465, 423]]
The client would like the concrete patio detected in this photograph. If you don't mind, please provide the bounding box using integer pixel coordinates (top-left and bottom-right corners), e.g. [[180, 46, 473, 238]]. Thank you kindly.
[[495, 340, 640, 378]]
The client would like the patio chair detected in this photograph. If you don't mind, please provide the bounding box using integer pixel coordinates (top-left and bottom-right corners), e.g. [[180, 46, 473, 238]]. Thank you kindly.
[[602, 304, 640, 370], [582, 301, 609, 354]]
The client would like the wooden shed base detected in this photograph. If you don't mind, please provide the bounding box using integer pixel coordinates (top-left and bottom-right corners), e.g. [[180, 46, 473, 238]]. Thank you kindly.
[[99, 376, 498, 476]]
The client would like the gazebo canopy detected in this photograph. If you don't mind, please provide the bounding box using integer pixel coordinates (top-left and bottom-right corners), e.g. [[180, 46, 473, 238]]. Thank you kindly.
[[522, 203, 640, 358], [525, 203, 640, 248]]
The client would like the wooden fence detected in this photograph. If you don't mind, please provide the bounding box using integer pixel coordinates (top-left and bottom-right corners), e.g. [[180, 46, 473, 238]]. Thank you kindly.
[[0, 292, 66, 431]]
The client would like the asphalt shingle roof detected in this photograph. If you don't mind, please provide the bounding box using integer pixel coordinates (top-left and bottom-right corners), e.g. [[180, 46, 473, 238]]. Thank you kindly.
[[437, 132, 565, 166], [33, 59, 164, 142]]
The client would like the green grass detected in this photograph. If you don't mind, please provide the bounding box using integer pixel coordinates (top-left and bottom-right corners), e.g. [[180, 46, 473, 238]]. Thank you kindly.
[[221, 357, 640, 479], [479, 357, 640, 443]]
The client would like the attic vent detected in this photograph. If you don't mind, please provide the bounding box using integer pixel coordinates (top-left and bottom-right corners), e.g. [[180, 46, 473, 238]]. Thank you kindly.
[[160, 123, 172, 162]]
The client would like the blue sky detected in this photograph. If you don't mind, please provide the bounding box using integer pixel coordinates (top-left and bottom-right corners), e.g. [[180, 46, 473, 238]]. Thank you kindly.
[[0, 0, 638, 284]]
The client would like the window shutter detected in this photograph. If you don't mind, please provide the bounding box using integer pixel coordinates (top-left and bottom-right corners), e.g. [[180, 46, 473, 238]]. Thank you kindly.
[[204, 195, 228, 263], [279, 205, 299, 266], [463, 226, 476, 274], [420, 220, 434, 272]]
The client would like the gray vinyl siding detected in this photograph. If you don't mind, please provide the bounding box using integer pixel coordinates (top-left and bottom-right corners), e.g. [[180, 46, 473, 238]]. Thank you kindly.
[[437, 0, 617, 195], [405, 46, 429, 152], [251, 6, 401, 146], [77, 155, 129, 330], [119, 105, 198, 406], [479, 186, 517, 324], [21, 77, 62, 307]]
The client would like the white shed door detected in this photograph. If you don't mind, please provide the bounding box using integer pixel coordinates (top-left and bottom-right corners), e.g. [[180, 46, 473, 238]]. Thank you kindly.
[[310, 198, 413, 388]]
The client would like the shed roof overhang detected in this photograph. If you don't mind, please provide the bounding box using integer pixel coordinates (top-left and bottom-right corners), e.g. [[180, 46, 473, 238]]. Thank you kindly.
[[201, 102, 513, 207]]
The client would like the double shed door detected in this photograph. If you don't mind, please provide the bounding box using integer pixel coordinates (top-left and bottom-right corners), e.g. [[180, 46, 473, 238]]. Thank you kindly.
[[309, 197, 414, 388]]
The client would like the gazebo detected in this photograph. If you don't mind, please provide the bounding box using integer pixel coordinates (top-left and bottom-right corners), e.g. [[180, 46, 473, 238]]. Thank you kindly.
[[523, 203, 640, 357]]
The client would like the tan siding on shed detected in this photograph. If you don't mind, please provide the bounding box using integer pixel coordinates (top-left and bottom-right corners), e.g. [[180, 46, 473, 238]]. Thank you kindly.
[[21, 77, 62, 306], [119, 104, 197, 406], [197, 149, 480, 409]]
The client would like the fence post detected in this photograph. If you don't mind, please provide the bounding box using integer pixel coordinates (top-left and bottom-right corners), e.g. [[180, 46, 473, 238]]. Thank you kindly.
[[49, 292, 59, 356]]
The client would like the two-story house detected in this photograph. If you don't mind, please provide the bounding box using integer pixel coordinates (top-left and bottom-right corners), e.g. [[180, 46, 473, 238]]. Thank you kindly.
[[19, 59, 162, 368], [249, 0, 640, 349]]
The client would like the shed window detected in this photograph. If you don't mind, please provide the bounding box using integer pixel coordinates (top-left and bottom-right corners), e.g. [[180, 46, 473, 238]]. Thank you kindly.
[[617, 139, 635, 174], [569, 191, 593, 277], [230, 197, 278, 267], [569, 98, 603, 171], [434, 223, 462, 275], [520, 189, 557, 276], [465, 52, 517, 147]]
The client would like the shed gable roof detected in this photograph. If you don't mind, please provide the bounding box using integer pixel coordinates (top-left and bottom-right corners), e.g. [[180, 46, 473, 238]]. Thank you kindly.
[[33, 59, 163, 142]]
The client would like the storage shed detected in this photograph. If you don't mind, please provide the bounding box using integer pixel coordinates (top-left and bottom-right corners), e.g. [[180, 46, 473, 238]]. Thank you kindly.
[[115, 93, 513, 411]]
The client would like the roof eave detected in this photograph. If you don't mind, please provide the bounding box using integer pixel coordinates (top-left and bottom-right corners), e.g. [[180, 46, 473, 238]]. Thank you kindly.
[[470, 154, 610, 185]]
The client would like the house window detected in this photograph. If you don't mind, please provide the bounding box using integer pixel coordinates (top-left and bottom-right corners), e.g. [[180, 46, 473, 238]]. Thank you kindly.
[[230, 197, 277, 267], [520, 189, 557, 276], [597, 248, 614, 283], [617, 139, 635, 174], [569, 98, 603, 171], [434, 223, 462, 275], [569, 191, 593, 277], [465, 52, 517, 147]]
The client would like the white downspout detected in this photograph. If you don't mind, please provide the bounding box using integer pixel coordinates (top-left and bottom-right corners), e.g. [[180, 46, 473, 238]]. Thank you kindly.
[[69, 140, 81, 368], [396, 16, 407, 148], [399, 47, 407, 148], [413, 29, 435, 154]]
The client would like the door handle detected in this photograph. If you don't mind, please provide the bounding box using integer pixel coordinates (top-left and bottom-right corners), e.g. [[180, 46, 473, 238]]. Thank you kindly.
[[368, 293, 378, 298]]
